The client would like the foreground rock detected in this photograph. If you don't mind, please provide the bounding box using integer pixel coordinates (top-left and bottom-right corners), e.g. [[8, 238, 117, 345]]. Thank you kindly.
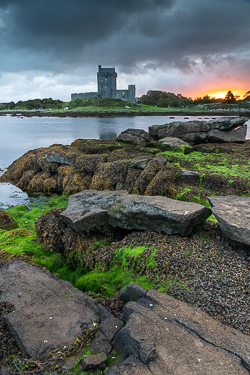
[[109, 284, 250, 375], [0, 261, 122, 359], [149, 117, 248, 144], [60, 190, 211, 236], [208, 195, 250, 247]]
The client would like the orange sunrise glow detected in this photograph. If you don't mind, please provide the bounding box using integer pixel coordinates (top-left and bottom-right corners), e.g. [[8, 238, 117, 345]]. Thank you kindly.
[[207, 90, 245, 99]]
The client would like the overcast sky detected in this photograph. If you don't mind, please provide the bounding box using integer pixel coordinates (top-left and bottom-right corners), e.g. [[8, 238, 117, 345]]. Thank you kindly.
[[0, 0, 250, 102]]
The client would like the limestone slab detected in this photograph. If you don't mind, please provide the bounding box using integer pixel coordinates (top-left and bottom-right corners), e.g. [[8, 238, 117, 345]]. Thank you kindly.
[[0, 261, 107, 357], [112, 285, 250, 375]]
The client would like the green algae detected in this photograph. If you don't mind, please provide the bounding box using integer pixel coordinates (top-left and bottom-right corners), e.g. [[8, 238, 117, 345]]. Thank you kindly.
[[157, 150, 250, 179], [75, 245, 156, 297], [0, 195, 70, 277]]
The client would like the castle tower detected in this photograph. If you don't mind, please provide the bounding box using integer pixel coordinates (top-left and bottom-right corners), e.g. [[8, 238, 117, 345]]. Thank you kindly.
[[128, 84, 136, 103], [97, 65, 117, 98]]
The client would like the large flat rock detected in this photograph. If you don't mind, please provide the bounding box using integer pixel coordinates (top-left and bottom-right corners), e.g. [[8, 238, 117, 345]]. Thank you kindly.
[[60, 190, 211, 236], [112, 285, 250, 375], [108, 194, 211, 236], [208, 195, 250, 246], [0, 261, 112, 358]]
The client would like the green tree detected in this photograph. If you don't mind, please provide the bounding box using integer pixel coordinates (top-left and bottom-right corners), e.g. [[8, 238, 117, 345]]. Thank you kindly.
[[9, 101, 15, 109]]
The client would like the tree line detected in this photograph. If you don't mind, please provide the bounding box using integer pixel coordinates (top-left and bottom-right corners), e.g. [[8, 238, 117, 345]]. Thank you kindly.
[[1, 90, 250, 110], [140, 90, 250, 107], [0, 98, 64, 110]]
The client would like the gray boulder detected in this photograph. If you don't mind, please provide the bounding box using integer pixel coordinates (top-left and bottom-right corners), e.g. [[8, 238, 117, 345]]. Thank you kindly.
[[45, 151, 73, 165], [129, 158, 150, 169], [206, 125, 247, 143], [108, 194, 211, 236], [116, 129, 155, 147], [158, 136, 193, 153], [180, 169, 201, 185], [149, 117, 248, 144], [207, 116, 248, 131], [112, 286, 250, 375], [207, 195, 250, 246], [60, 190, 127, 232], [61, 190, 211, 236]]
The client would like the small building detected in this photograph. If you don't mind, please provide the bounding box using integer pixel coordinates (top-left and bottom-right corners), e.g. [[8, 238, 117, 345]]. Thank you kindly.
[[71, 65, 136, 103]]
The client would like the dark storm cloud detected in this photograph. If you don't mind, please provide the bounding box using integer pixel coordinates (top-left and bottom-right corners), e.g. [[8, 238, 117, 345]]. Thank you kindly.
[[0, 0, 250, 102], [0, 0, 250, 67], [1, 0, 250, 75]]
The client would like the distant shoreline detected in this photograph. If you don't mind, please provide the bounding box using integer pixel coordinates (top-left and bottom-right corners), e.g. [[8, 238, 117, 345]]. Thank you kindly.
[[1, 110, 250, 118]]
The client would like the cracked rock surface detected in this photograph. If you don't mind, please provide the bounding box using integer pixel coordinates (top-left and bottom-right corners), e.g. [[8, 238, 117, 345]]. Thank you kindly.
[[112, 284, 250, 375]]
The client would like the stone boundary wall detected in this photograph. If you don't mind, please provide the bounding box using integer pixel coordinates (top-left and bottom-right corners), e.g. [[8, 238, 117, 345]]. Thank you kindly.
[[71, 92, 98, 100]]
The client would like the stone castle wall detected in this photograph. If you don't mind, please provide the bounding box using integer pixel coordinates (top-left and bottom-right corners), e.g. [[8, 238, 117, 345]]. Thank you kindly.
[[71, 92, 97, 100]]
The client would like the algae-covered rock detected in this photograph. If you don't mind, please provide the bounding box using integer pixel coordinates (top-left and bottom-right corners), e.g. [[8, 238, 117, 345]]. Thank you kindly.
[[158, 137, 193, 154], [0, 210, 18, 230]]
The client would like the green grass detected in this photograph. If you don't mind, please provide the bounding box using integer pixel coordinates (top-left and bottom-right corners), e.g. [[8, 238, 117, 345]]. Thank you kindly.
[[8, 97, 214, 114]]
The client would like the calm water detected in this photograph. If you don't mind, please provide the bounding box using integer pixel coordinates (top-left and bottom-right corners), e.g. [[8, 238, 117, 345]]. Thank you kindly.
[[1, 115, 250, 208]]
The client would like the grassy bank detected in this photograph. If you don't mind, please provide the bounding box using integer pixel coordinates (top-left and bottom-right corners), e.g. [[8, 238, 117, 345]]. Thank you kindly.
[[1, 97, 250, 117]]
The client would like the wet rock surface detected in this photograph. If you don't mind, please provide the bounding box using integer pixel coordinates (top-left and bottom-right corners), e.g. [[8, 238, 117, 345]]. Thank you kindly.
[[208, 195, 250, 247], [149, 116, 248, 144], [60, 189, 211, 236], [113, 285, 250, 375]]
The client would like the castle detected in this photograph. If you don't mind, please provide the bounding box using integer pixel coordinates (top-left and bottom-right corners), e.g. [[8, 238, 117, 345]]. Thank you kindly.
[[71, 65, 136, 103]]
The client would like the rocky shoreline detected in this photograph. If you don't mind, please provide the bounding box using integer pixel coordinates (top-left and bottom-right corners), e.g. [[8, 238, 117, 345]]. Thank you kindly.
[[1, 110, 250, 118], [0, 118, 250, 374]]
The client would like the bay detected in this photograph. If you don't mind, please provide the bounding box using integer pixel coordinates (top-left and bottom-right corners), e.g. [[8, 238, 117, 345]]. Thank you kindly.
[[0, 115, 249, 208]]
